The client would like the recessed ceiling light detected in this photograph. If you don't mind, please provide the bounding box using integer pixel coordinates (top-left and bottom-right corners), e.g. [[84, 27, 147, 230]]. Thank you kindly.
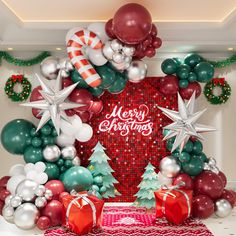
[[56, 47, 62, 51], [7, 47, 13, 51], [228, 47, 234, 51]]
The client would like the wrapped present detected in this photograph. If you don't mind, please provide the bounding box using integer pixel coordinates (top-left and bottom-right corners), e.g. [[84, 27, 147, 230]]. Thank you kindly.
[[154, 185, 192, 224], [61, 191, 104, 235]]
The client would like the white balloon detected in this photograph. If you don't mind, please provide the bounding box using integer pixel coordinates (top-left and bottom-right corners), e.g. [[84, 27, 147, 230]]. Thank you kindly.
[[7, 175, 26, 195], [56, 133, 75, 147], [87, 48, 107, 66], [70, 115, 83, 130], [26, 170, 38, 181], [34, 162, 46, 173], [87, 22, 109, 42], [75, 123, 93, 142], [36, 173, 48, 185], [66, 27, 83, 43], [111, 39, 122, 51], [60, 119, 75, 136], [9, 164, 25, 177], [24, 163, 35, 174]]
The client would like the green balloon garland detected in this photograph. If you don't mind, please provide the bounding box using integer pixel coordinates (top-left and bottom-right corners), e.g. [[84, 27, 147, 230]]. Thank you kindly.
[[204, 78, 231, 105], [4, 75, 32, 102]]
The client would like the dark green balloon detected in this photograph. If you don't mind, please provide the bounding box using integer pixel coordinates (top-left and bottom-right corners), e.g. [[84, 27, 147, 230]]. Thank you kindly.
[[60, 166, 67, 173], [179, 79, 189, 88], [51, 128, 58, 137], [166, 140, 173, 152], [176, 64, 191, 79], [1, 119, 34, 155], [24, 146, 44, 163], [96, 65, 116, 89], [31, 137, 42, 147], [71, 70, 89, 88], [108, 73, 127, 94], [45, 162, 60, 180], [163, 129, 170, 136], [172, 151, 180, 159], [182, 155, 204, 176], [26, 138, 32, 146], [56, 158, 65, 167], [184, 53, 202, 68], [42, 136, 55, 146], [88, 86, 104, 97], [183, 140, 193, 153], [30, 127, 40, 137], [188, 72, 197, 82], [41, 125, 52, 136], [64, 160, 73, 169], [161, 58, 178, 75], [194, 62, 214, 83], [179, 152, 191, 163], [192, 140, 203, 154], [61, 166, 93, 192], [198, 152, 208, 163]]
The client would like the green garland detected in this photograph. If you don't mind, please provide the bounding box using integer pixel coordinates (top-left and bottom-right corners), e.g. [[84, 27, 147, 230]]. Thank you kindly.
[[0, 51, 51, 67], [204, 79, 231, 105], [5, 75, 32, 102], [202, 54, 236, 68]]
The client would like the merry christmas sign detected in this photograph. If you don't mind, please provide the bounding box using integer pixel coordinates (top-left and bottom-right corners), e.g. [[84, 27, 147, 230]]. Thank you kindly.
[[77, 78, 177, 202]]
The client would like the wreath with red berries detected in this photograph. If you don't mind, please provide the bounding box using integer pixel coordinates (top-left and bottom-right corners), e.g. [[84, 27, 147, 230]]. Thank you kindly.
[[4, 75, 32, 102]]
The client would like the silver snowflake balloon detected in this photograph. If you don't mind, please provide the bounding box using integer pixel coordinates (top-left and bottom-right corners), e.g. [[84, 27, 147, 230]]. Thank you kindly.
[[159, 92, 215, 153], [21, 73, 84, 134]]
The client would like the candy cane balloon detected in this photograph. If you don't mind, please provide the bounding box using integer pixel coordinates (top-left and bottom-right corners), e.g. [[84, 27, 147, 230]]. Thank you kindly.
[[67, 29, 103, 87]]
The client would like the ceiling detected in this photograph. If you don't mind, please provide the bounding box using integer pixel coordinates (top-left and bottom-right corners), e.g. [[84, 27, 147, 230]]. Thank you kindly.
[[0, 0, 236, 53]]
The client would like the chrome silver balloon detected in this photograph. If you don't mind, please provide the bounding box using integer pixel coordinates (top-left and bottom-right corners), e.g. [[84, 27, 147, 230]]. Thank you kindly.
[[160, 156, 180, 178], [5, 195, 13, 206], [43, 145, 61, 162], [34, 185, 46, 197], [16, 179, 38, 202], [123, 46, 135, 57], [215, 199, 232, 218], [13, 203, 40, 230], [102, 41, 114, 60], [35, 197, 47, 208], [44, 189, 53, 201], [72, 156, 81, 166], [112, 52, 125, 64], [126, 60, 147, 83], [61, 146, 77, 160], [40, 56, 59, 80], [110, 39, 122, 51], [2, 205, 14, 223], [111, 61, 127, 71], [10, 195, 22, 208]]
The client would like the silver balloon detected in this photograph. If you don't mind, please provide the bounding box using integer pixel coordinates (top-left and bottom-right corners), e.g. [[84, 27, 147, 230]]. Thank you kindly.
[[5, 195, 13, 205], [40, 56, 59, 80], [160, 156, 180, 178], [203, 157, 219, 174], [112, 52, 125, 64], [35, 197, 47, 208], [65, 59, 74, 71], [60, 69, 70, 78], [215, 199, 232, 218], [123, 46, 135, 57], [16, 179, 38, 202], [126, 60, 147, 83], [10, 195, 22, 208], [2, 205, 14, 223], [110, 39, 122, 51], [72, 156, 81, 166], [58, 58, 71, 78], [13, 203, 40, 230], [61, 146, 77, 160], [34, 185, 46, 197], [209, 157, 217, 166], [43, 145, 61, 162], [111, 61, 127, 71], [44, 189, 53, 201], [102, 41, 114, 60]]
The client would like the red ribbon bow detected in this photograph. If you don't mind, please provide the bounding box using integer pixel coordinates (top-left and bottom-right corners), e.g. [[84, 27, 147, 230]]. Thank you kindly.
[[11, 74, 23, 83], [212, 78, 225, 86]]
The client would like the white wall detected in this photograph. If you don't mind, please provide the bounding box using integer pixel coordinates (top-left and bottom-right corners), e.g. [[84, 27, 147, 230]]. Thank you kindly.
[[0, 52, 235, 188]]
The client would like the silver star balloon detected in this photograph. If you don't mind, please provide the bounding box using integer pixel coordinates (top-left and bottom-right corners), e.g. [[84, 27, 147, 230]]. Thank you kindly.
[[21, 72, 84, 134], [158, 92, 216, 153]]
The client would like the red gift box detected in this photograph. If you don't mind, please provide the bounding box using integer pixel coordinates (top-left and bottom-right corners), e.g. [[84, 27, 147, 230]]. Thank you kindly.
[[61, 191, 104, 235], [154, 186, 192, 224]]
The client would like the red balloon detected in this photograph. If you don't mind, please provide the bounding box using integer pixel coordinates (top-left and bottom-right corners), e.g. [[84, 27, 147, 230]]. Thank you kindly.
[[142, 36, 152, 50], [0, 188, 10, 201], [150, 24, 158, 37], [59, 192, 69, 202], [0, 200, 4, 215], [134, 44, 145, 59], [62, 78, 73, 88], [75, 111, 91, 123], [194, 171, 224, 200], [113, 3, 152, 44], [42, 200, 63, 227], [173, 173, 194, 190], [152, 37, 162, 49], [0, 176, 10, 188], [30, 86, 43, 119], [65, 109, 76, 117], [69, 89, 93, 112], [159, 75, 179, 95], [192, 194, 214, 219], [179, 82, 201, 100], [220, 189, 236, 207], [105, 19, 116, 38], [145, 47, 156, 58], [36, 216, 51, 230], [88, 100, 103, 114], [45, 180, 65, 200], [218, 171, 227, 188]]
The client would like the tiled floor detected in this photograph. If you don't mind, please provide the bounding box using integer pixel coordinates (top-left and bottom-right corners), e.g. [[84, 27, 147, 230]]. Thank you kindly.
[[0, 207, 235, 236]]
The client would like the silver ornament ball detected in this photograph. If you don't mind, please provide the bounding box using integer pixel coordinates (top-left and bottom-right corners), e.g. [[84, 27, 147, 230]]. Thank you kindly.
[[61, 146, 77, 160], [13, 203, 40, 230], [110, 39, 122, 51], [35, 197, 47, 208], [160, 156, 181, 178], [43, 145, 61, 162], [40, 56, 59, 80], [126, 60, 147, 83], [10, 195, 22, 208], [72, 156, 81, 166], [123, 46, 135, 57], [215, 199, 232, 218], [16, 179, 38, 202], [44, 189, 53, 201], [34, 185, 46, 197], [2, 205, 14, 223]]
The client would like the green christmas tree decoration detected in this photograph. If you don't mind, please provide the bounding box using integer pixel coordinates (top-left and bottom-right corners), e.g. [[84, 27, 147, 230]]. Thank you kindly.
[[134, 162, 161, 209], [88, 141, 121, 199]]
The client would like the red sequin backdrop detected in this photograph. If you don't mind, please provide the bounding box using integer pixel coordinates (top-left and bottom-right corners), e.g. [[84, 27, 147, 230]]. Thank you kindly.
[[76, 78, 177, 202]]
